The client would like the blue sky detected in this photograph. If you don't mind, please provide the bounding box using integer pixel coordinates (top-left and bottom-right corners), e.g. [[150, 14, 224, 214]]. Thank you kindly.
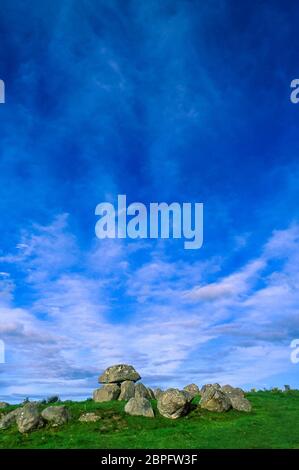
[[1, 0, 299, 401]]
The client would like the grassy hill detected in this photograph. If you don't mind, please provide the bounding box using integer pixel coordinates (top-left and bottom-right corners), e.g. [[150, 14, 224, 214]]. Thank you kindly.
[[0, 391, 298, 449]]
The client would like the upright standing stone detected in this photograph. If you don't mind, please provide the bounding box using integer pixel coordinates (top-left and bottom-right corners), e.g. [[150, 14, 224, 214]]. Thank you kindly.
[[93, 384, 121, 402], [118, 381, 135, 401], [135, 383, 151, 400]]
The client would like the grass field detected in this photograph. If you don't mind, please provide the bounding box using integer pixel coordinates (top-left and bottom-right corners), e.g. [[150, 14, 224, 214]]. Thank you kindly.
[[0, 391, 298, 449]]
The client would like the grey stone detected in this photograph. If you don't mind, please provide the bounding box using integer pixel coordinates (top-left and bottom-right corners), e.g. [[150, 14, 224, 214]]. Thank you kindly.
[[200, 386, 231, 412], [229, 395, 252, 412], [200, 383, 221, 395], [118, 381, 135, 401], [183, 384, 200, 400], [220, 385, 251, 412], [93, 384, 120, 402], [41, 405, 70, 426], [221, 385, 245, 398], [0, 408, 21, 430], [125, 397, 154, 418], [153, 388, 163, 400], [16, 403, 44, 433], [157, 388, 189, 419], [135, 382, 151, 400], [79, 412, 102, 423], [99, 364, 141, 384]]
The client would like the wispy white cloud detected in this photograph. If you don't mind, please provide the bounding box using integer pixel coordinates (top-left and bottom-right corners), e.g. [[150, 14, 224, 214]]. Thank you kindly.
[[1, 217, 299, 401]]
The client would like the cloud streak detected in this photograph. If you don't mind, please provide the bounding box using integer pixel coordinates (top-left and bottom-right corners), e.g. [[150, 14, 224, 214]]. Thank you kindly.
[[1, 216, 299, 401]]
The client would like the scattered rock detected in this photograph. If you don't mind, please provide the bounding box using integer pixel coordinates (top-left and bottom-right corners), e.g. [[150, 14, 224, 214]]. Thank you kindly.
[[41, 405, 70, 426], [220, 385, 251, 412], [221, 385, 245, 397], [200, 386, 231, 412], [229, 395, 252, 412], [93, 384, 121, 402], [153, 388, 163, 400], [79, 412, 102, 423], [99, 364, 141, 384], [125, 397, 154, 418], [118, 381, 135, 401], [0, 408, 21, 430], [157, 389, 189, 419], [16, 403, 44, 433], [183, 384, 200, 400], [135, 382, 151, 400]]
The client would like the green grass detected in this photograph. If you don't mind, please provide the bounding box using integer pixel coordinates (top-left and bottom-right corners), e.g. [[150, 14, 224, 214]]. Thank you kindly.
[[0, 391, 299, 449]]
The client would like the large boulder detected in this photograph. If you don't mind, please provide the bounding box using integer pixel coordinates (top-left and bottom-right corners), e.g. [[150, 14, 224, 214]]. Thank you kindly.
[[118, 381, 135, 401], [125, 397, 154, 418], [220, 385, 251, 412], [135, 383, 151, 400], [41, 405, 70, 426], [0, 408, 21, 430], [99, 364, 141, 384], [200, 386, 231, 412], [16, 403, 44, 433], [157, 389, 189, 419], [229, 395, 252, 412], [183, 384, 200, 400], [221, 385, 245, 398], [93, 384, 120, 402]]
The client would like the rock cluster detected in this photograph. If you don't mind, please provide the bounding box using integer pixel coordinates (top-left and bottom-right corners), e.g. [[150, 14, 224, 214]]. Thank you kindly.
[[92, 364, 252, 419], [0, 403, 70, 434], [0, 365, 252, 433], [99, 364, 141, 383], [93, 364, 156, 417], [200, 383, 252, 413]]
